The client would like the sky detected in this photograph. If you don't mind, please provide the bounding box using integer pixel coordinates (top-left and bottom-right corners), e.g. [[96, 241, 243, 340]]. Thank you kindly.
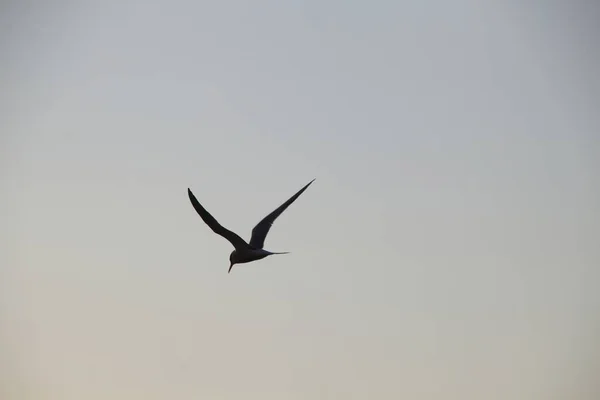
[[1, 1, 599, 399]]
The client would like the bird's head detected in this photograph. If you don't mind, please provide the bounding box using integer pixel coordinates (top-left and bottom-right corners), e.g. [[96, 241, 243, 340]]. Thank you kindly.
[[228, 250, 238, 273]]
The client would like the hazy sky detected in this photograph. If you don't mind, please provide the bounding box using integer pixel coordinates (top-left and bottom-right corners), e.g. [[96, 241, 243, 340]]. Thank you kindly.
[[2, 1, 599, 399]]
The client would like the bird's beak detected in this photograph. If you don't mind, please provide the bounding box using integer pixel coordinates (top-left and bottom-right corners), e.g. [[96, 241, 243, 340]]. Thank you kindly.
[[228, 263, 233, 273]]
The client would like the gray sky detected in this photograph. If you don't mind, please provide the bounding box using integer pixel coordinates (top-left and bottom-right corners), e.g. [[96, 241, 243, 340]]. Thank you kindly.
[[2, 1, 599, 399]]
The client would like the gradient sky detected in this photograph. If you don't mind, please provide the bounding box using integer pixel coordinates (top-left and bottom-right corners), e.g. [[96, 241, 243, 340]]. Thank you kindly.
[[2, 1, 599, 399]]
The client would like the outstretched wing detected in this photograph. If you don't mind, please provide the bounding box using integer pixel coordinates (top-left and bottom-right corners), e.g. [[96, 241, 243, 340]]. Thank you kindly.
[[249, 179, 315, 249], [188, 188, 250, 250]]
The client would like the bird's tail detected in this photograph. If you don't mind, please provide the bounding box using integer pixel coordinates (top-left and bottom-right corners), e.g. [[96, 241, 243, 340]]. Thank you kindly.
[[270, 251, 290, 255]]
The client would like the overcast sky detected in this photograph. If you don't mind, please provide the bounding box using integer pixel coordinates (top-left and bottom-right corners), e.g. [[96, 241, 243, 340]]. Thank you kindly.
[[1, 1, 599, 399]]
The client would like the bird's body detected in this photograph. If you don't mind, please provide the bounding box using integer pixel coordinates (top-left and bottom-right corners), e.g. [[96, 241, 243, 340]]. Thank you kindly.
[[187, 179, 314, 273], [229, 248, 287, 265]]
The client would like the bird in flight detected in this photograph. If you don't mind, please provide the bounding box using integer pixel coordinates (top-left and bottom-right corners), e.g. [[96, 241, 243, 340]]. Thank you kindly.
[[187, 179, 315, 273]]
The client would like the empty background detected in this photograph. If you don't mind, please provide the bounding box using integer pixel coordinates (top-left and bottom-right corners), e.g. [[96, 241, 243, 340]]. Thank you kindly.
[[2, 1, 599, 399]]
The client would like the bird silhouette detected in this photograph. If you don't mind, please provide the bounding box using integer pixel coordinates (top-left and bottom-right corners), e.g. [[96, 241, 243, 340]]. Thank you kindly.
[[187, 179, 315, 273]]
